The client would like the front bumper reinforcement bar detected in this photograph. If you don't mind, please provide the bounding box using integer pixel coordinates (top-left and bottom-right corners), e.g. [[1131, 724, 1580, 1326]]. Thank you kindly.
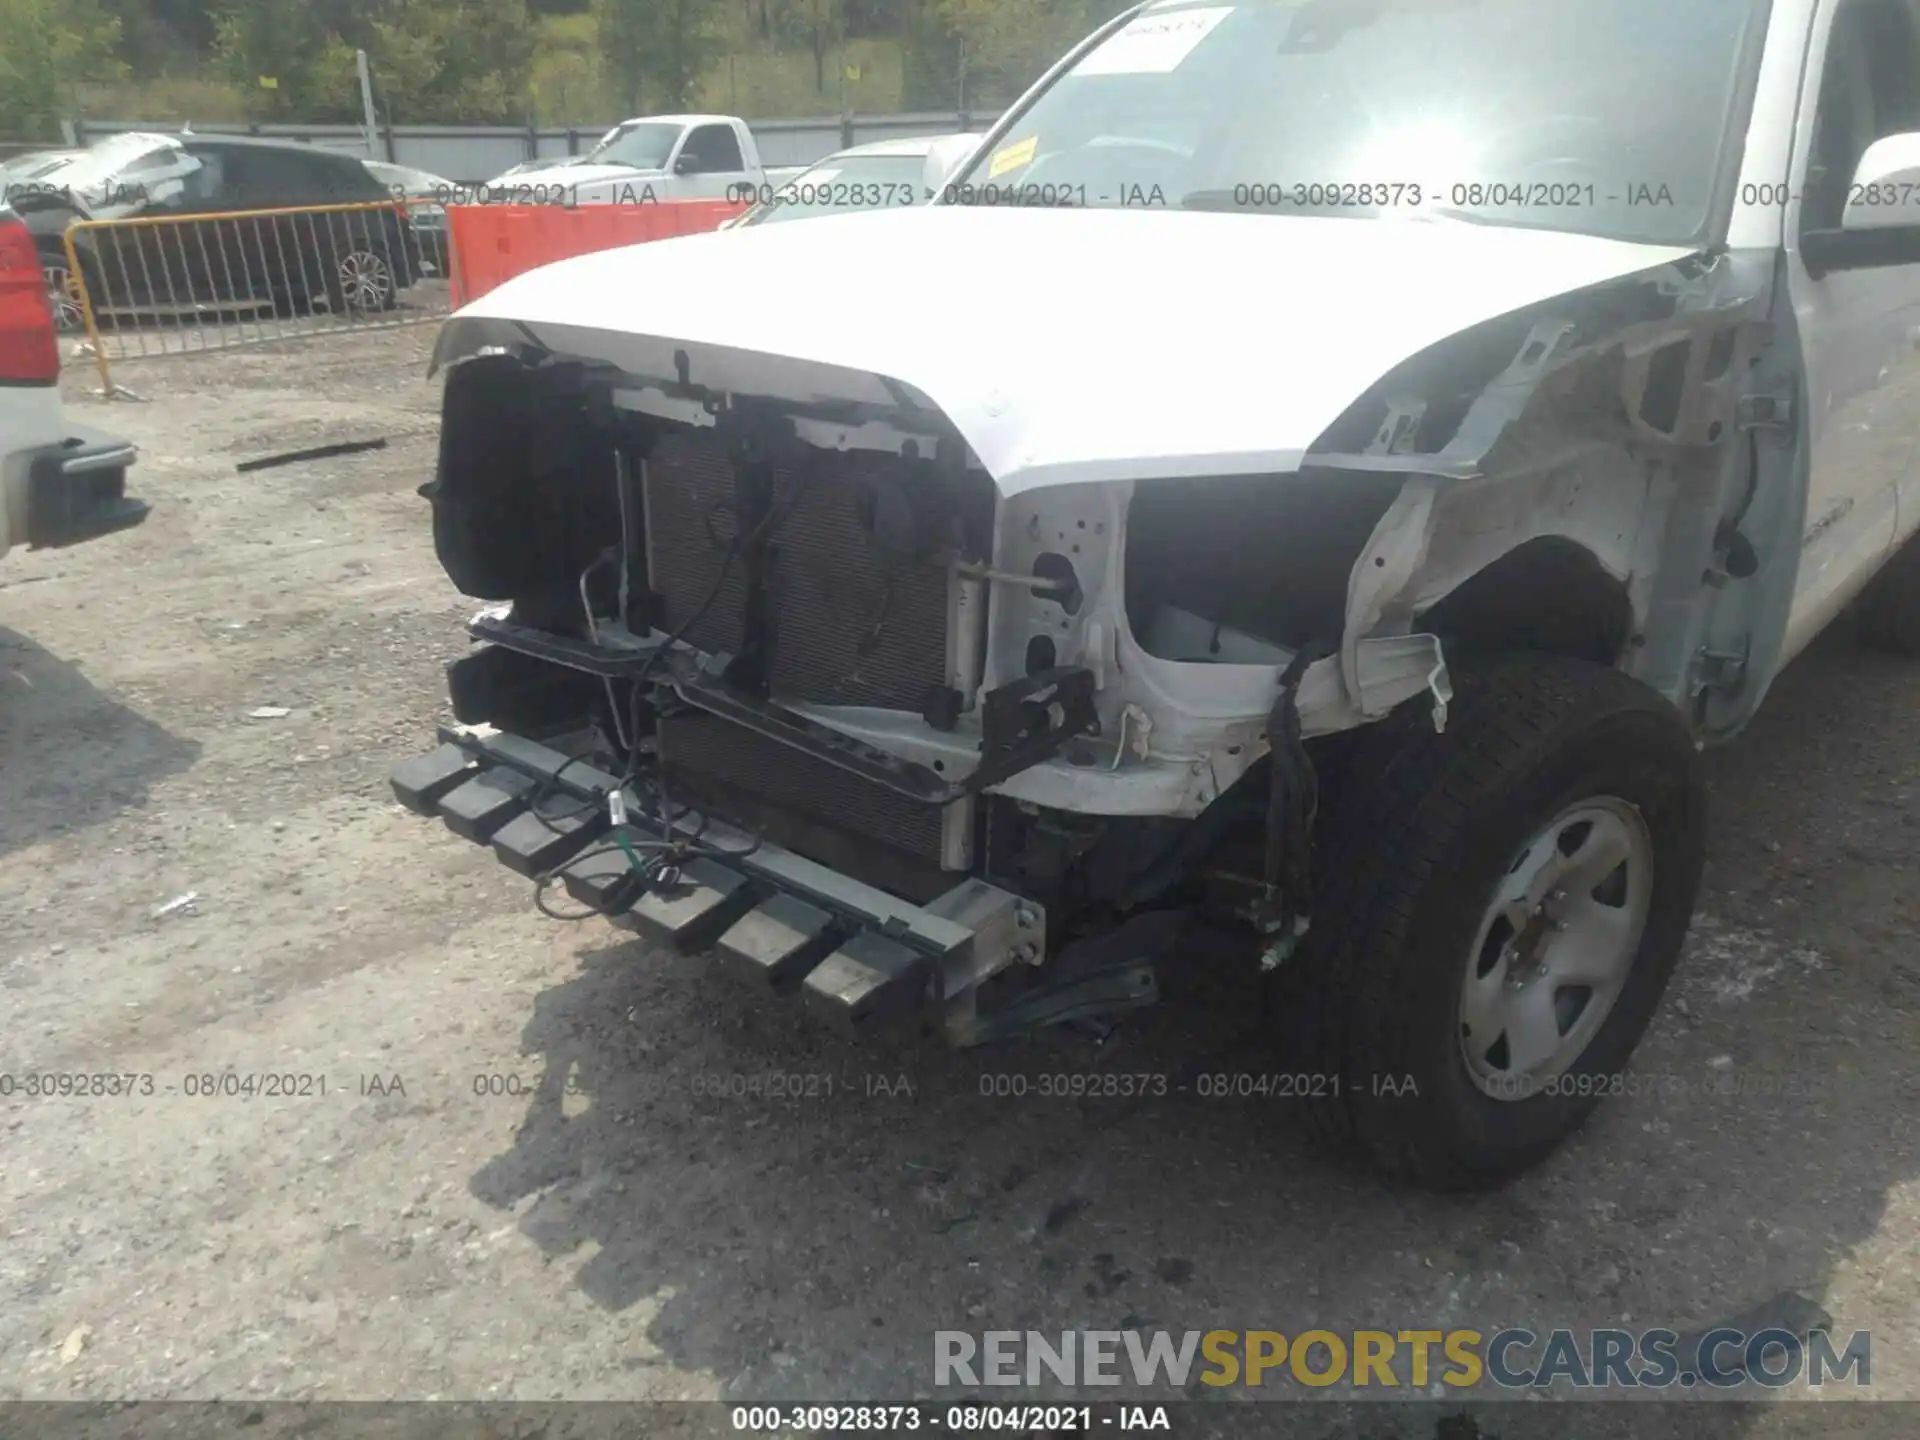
[[389, 725, 1044, 1037], [465, 610, 1096, 804]]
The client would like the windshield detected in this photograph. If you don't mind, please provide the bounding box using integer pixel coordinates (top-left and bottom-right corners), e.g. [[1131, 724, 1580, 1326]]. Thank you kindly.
[[950, 0, 1766, 244], [744, 153, 928, 225], [3, 151, 80, 182], [57, 139, 178, 188], [585, 123, 684, 171], [368, 162, 447, 194]]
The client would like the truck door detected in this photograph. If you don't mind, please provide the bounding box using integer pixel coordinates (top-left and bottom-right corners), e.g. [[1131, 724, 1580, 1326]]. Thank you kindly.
[[1781, 0, 1920, 660], [673, 123, 752, 201]]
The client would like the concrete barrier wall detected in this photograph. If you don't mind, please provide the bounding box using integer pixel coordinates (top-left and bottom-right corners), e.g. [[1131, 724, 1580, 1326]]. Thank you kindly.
[[69, 113, 1007, 185]]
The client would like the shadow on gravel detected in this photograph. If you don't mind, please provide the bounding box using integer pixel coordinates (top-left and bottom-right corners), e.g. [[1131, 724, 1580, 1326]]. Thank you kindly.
[[0, 626, 200, 861], [469, 623, 1917, 1439]]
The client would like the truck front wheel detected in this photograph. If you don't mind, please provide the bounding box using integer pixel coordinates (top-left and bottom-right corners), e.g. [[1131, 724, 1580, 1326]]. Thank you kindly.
[[1279, 655, 1706, 1189]]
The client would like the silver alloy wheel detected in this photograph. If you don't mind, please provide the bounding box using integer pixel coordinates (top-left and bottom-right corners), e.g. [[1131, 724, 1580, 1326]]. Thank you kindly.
[[1458, 796, 1653, 1099], [42, 261, 85, 332], [335, 250, 393, 310]]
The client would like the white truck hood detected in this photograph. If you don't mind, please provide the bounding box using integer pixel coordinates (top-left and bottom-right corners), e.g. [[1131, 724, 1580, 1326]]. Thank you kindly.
[[491, 162, 664, 190], [439, 206, 1697, 496]]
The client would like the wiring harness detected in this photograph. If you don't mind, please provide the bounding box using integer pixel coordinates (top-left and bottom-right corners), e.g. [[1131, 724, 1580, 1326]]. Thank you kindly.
[[520, 445, 819, 922]]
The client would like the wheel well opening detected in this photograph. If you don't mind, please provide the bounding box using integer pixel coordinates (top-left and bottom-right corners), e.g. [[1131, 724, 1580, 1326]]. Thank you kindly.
[[1420, 538, 1634, 666], [1124, 469, 1407, 658]]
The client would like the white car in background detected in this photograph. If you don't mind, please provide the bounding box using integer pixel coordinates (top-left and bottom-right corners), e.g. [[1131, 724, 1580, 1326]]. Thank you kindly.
[[480, 115, 790, 205], [1, 150, 87, 192], [728, 134, 986, 228], [0, 200, 146, 562], [364, 159, 456, 274]]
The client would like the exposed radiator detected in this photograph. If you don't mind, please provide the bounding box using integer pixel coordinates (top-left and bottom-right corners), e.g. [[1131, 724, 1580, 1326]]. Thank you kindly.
[[643, 429, 989, 880], [644, 429, 952, 711]]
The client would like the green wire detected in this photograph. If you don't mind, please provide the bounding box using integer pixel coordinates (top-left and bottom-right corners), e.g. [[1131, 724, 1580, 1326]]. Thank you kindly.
[[612, 824, 647, 874]]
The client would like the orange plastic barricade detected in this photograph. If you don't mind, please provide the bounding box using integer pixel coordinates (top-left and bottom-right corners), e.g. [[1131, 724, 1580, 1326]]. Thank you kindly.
[[446, 199, 749, 308]]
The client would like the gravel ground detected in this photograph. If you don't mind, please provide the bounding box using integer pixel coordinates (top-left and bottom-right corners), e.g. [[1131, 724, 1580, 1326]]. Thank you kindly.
[[0, 324, 1916, 1439]]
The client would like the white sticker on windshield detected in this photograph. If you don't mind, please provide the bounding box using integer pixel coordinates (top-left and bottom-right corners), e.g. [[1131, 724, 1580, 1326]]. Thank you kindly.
[[1072, 5, 1233, 76]]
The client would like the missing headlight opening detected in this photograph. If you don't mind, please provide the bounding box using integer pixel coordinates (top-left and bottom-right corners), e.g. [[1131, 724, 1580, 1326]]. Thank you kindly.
[[1124, 471, 1405, 663]]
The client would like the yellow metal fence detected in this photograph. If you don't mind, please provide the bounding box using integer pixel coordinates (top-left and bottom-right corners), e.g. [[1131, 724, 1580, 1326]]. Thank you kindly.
[[54, 201, 452, 395]]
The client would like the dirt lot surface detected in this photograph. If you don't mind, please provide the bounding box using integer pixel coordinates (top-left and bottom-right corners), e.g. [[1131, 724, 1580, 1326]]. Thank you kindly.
[[1, 325, 1917, 1439]]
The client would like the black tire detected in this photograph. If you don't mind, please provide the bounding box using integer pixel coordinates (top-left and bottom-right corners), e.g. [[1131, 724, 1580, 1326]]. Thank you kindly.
[[1276, 655, 1706, 1190], [1855, 527, 1920, 657]]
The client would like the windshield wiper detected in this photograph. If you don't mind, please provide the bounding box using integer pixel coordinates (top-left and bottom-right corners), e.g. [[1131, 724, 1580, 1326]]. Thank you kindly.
[[1179, 189, 1490, 224], [1180, 190, 1263, 212], [951, 190, 1086, 209], [952, 197, 1090, 211], [1178, 190, 1376, 217]]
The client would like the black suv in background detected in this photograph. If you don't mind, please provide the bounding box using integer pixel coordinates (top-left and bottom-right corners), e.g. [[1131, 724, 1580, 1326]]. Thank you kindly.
[[12, 133, 421, 329]]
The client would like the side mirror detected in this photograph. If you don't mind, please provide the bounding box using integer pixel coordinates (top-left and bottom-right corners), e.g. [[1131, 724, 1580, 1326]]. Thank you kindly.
[[1803, 132, 1920, 274], [922, 133, 983, 198], [1841, 133, 1920, 230], [673, 154, 697, 176], [149, 179, 186, 208]]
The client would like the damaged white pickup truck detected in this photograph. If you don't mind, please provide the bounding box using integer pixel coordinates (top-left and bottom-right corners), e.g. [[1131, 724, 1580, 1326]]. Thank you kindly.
[[394, 0, 1920, 1187]]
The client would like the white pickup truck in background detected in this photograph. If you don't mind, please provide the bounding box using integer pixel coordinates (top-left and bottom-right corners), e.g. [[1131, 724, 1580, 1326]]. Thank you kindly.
[[481, 114, 804, 205], [0, 201, 146, 563]]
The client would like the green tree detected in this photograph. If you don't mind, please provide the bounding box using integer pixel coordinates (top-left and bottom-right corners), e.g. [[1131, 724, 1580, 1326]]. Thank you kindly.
[[366, 0, 538, 121], [769, 0, 841, 95], [594, 0, 724, 114], [104, 0, 214, 78], [211, 0, 535, 124], [530, 25, 606, 126], [212, 0, 344, 116], [0, 0, 125, 140], [927, 0, 1088, 105]]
